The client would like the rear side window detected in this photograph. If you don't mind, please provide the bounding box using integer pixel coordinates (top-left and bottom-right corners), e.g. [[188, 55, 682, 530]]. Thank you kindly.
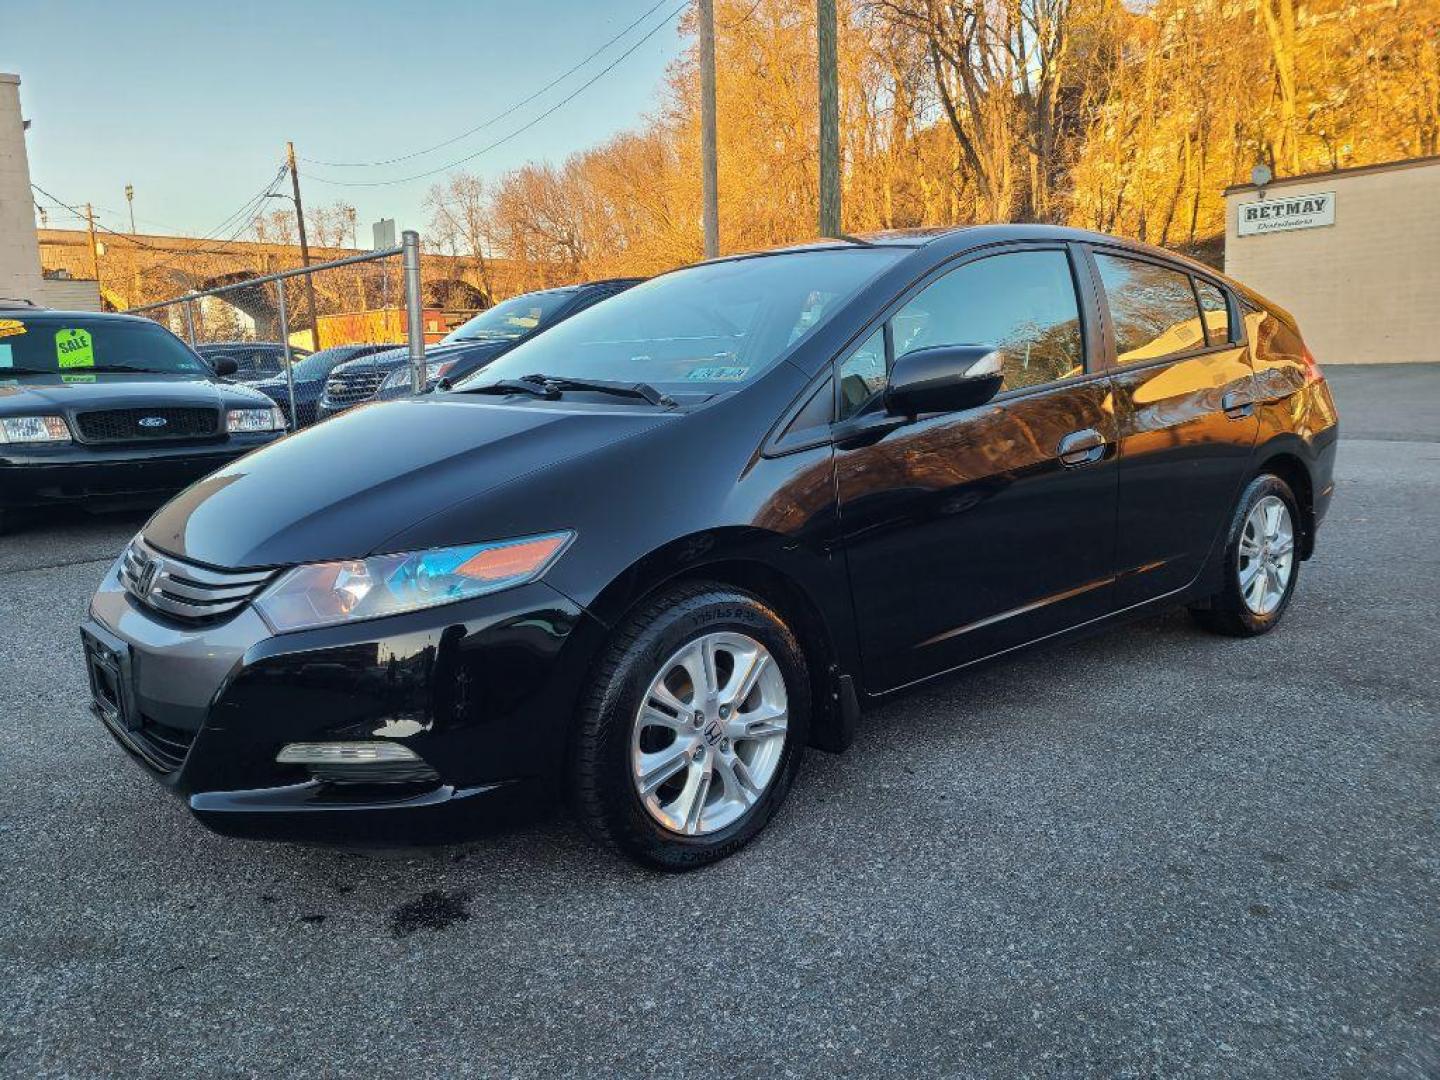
[[1094, 253, 1206, 364], [1194, 279, 1232, 346], [891, 249, 1084, 393]]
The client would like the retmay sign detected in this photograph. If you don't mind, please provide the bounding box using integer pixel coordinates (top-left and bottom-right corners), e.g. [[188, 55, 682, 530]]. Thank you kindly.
[[1237, 191, 1335, 236]]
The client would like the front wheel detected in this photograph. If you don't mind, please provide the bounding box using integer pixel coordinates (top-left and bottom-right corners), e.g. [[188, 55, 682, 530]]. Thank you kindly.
[[570, 582, 810, 870], [1190, 474, 1301, 637]]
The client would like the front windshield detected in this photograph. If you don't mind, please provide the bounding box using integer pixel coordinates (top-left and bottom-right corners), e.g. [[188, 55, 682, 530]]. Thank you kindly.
[[453, 248, 904, 394], [442, 290, 575, 344], [0, 315, 207, 376]]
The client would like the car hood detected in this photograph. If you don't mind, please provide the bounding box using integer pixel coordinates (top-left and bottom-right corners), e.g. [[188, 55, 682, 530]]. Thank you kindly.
[[0, 372, 270, 415], [143, 395, 678, 568]]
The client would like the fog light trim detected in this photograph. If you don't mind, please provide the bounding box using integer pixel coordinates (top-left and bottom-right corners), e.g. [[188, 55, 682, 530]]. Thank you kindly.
[[276, 741, 421, 765]]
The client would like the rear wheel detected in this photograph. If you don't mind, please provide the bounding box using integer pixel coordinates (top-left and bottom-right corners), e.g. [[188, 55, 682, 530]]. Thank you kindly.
[[571, 582, 809, 870], [1190, 474, 1300, 637]]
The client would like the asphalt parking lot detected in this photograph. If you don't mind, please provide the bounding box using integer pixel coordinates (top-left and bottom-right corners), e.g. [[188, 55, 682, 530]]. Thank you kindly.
[[2, 365, 1436, 1079]]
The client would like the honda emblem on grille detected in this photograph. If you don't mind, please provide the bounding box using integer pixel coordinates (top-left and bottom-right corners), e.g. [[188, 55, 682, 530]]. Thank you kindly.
[[138, 416, 168, 428], [135, 554, 159, 595]]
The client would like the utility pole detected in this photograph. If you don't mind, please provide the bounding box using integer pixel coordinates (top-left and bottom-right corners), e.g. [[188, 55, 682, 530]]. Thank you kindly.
[[285, 141, 322, 350], [699, 0, 720, 258], [817, 0, 841, 237], [124, 186, 141, 308], [84, 202, 102, 289]]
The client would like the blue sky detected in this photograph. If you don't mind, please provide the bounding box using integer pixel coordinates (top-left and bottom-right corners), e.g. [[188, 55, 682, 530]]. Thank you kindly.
[[4, 0, 688, 241]]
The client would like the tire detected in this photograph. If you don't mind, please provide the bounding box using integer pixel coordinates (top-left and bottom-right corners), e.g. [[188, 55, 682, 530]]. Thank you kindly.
[[571, 581, 810, 870], [1190, 473, 1301, 637]]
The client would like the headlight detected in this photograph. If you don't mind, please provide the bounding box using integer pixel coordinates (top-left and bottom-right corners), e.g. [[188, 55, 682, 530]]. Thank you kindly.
[[380, 360, 457, 391], [254, 531, 575, 633], [0, 415, 71, 443], [227, 406, 286, 433]]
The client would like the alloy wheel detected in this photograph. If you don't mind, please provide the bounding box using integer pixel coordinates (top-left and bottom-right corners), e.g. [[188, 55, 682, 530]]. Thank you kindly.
[[1238, 494, 1295, 616], [630, 631, 789, 836]]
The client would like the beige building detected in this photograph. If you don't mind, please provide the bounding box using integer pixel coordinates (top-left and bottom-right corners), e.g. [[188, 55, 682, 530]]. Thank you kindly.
[[1224, 156, 1440, 364], [0, 72, 45, 304]]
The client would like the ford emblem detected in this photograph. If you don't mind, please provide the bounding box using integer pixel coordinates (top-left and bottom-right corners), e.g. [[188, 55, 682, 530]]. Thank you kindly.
[[138, 416, 168, 428]]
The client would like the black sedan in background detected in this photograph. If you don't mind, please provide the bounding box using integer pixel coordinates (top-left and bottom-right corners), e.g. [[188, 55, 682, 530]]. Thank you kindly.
[[247, 343, 401, 428], [83, 226, 1337, 869], [0, 309, 286, 533], [316, 279, 640, 418]]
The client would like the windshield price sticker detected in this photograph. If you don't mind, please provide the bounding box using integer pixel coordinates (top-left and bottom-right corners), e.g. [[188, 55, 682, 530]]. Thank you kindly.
[[56, 328, 96, 368], [0, 343, 12, 368], [0, 319, 26, 339]]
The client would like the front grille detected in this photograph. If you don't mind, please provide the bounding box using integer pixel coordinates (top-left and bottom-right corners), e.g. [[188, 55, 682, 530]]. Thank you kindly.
[[322, 369, 387, 408], [75, 407, 219, 444], [120, 538, 274, 622]]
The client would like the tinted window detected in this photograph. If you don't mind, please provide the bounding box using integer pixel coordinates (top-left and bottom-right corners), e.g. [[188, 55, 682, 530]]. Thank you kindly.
[[456, 248, 904, 394], [231, 348, 284, 378], [891, 250, 1084, 392], [781, 377, 834, 437], [837, 327, 886, 419], [1094, 253, 1206, 364], [1194, 278, 1231, 346], [0, 315, 207, 376]]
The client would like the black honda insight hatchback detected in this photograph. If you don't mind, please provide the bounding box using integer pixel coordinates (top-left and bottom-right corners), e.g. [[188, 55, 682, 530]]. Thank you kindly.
[[82, 226, 1339, 869]]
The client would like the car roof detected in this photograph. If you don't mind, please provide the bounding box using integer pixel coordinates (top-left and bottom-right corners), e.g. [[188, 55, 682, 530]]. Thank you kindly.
[[1, 308, 164, 324], [706, 223, 1237, 289]]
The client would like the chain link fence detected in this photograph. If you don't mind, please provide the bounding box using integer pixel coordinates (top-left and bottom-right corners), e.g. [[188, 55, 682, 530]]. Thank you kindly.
[[126, 232, 429, 430]]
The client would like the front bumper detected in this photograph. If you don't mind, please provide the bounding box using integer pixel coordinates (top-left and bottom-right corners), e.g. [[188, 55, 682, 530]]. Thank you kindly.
[[1, 435, 278, 509], [84, 558, 605, 844]]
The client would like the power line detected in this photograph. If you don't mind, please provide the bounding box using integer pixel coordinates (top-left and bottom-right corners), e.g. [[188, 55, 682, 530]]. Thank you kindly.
[[31, 182, 174, 254], [129, 167, 290, 279], [302, 0, 672, 169], [302, 0, 689, 189], [37, 167, 290, 285], [31, 170, 286, 262]]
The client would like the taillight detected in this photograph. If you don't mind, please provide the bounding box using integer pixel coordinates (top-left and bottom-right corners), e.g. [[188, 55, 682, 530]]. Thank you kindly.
[[1300, 343, 1323, 384]]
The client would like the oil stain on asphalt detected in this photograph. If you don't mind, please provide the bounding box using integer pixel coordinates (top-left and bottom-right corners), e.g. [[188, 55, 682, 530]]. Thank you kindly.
[[389, 890, 473, 937]]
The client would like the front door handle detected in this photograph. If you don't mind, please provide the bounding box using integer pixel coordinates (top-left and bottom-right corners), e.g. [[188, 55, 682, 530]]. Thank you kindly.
[[1057, 428, 1106, 467], [1223, 389, 1255, 418]]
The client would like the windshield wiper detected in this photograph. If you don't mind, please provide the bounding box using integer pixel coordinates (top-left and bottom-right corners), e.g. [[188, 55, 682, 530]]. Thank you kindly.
[[87, 364, 175, 374], [460, 377, 559, 399], [522, 374, 676, 407]]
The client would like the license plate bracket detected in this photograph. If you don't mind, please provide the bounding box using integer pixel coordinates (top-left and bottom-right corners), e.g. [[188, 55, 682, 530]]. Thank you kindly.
[[81, 623, 138, 733]]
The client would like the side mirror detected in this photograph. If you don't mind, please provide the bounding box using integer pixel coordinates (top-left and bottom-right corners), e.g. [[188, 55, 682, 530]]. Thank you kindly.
[[212, 358, 239, 377], [885, 344, 1004, 417]]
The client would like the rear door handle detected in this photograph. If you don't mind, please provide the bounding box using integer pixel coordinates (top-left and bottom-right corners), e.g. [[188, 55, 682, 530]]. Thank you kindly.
[[1057, 428, 1106, 467], [1223, 389, 1254, 418]]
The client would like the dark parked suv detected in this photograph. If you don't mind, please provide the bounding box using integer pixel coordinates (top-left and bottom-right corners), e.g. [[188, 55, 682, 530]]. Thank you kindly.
[[82, 227, 1337, 868], [1, 309, 286, 533], [315, 280, 640, 418], [247, 342, 401, 428]]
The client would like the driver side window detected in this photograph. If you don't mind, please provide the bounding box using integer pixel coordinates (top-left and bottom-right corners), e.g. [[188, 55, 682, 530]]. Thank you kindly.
[[892, 249, 1085, 393]]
